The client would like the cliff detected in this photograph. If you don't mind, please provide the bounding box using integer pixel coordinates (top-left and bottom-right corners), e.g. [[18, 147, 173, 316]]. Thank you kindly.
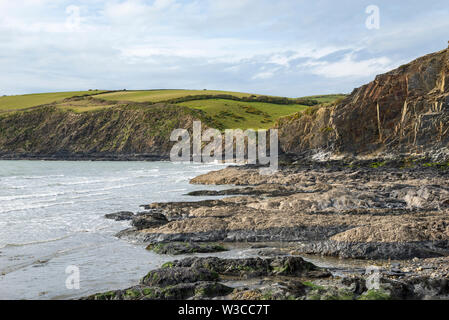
[[278, 48, 449, 160], [0, 103, 213, 160]]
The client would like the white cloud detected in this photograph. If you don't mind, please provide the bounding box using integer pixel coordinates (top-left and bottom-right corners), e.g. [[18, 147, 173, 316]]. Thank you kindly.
[[0, 0, 447, 96], [310, 54, 395, 78], [252, 71, 275, 80]]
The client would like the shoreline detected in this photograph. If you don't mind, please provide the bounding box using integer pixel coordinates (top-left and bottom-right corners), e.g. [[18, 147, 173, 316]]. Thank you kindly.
[[96, 158, 449, 300], [0, 153, 170, 161]]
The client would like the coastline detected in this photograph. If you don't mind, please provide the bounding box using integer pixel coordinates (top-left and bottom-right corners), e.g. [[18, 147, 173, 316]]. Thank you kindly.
[[95, 158, 449, 300], [0, 153, 170, 161]]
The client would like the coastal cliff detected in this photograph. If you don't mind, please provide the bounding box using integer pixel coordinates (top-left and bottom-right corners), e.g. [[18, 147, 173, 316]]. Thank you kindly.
[[0, 103, 214, 160], [278, 48, 449, 160], [94, 48, 449, 300]]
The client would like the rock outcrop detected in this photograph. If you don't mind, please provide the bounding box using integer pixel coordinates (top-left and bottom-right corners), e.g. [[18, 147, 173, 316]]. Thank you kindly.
[[278, 48, 449, 160], [86, 255, 449, 300], [115, 160, 449, 260]]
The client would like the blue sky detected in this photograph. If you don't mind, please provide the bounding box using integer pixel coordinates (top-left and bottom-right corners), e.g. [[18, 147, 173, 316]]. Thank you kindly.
[[1, 0, 448, 97]]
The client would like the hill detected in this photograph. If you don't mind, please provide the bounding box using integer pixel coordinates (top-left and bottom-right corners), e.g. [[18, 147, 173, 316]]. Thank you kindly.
[[0, 89, 343, 159], [0, 89, 343, 131]]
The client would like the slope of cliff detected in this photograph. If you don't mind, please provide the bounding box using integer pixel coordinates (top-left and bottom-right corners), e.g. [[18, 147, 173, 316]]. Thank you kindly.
[[0, 102, 214, 160], [278, 48, 449, 160]]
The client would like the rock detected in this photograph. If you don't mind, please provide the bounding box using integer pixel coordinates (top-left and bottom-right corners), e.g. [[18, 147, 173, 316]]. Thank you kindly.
[[141, 267, 219, 287], [169, 256, 330, 278], [85, 256, 329, 301], [295, 240, 449, 260], [257, 248, 288, 257], [88, 282, 233, 301], [104, 211, 134, 221], [85, 255, 449, 300], [131, 211, 168, 230], [146, 242, 227, 255], [277, 48, 449, 159]]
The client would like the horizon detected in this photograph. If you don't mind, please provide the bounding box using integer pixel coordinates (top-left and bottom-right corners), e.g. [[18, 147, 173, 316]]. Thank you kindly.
[[1, 1, 449, 97]]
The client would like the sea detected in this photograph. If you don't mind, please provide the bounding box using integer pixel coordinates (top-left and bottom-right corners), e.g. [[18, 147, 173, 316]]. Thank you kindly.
[[0, 160, 257, 300]]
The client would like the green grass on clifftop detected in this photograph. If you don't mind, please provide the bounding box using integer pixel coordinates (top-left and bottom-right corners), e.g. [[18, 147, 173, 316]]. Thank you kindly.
[[0, 90, 106, 113], [95, 89, 256, 103], [179, 99, 309, 129], [304, 94, 347, 104], [0, 89, 345, 130]]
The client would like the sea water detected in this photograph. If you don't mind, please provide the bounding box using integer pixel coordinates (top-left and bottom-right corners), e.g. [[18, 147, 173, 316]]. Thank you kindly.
[[0, 160, 252, 300]]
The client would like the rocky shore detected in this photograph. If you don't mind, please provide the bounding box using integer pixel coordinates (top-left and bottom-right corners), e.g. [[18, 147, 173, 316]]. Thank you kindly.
[[116, 159, 449, 260], [87, 254, 449, 300], [97, 158, 449, 300]]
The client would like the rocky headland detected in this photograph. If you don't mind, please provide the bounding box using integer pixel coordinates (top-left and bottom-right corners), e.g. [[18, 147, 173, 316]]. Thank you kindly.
[[93, 47, 449, 300]]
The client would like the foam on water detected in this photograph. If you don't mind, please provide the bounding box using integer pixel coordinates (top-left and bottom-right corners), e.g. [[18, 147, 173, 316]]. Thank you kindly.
[[0, 160, 229, 300]]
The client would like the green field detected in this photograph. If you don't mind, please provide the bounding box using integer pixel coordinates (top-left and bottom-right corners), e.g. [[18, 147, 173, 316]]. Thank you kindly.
[[95, 89, 257, 103], [0, 90, 106, 113], [305, 94, 347, 105], [179, 99, 309, 129]]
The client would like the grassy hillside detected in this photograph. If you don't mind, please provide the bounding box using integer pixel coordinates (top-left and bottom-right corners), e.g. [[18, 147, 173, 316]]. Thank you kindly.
[[0, 90, 106, 113], [0, 90, 345, 158], [0, 90, 345, 131], [305, 94, 347, 104], [179, 99, 309, 129]]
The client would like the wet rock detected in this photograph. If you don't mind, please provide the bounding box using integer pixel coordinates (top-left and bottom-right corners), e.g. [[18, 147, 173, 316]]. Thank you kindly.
[[141, 200, 226, 221], [85, 255, 449, 300], [104, 211, 134, 221], [232, 281, 308, 300], [169, 256, 330, 278], [187, 186, 297, 197], [123, 226, 352, 245], [257, 248, 288, 257], [88, 282, 233, 301], [340, 276, 367, 295], [86, 256, 328, 301], [131, 211, 168, 230], [295, 240, 449, 260], [141, 267, 219, 287], [146, 242, 227, 255]]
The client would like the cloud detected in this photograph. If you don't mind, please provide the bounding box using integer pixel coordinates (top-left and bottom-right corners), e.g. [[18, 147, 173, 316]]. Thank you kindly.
[[310, 54, 395, 78], [252, 71, 275, 80], [0, 0, 448, 96]]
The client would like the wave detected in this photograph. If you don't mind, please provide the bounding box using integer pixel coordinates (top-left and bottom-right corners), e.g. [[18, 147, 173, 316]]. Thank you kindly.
[[0, 181, 154, 203], [0, 201, 76, 214], [0, 191, 66, 201], [22, 175, 65, 180], [47, 176, 131, 186], [0, 234, 74, 249], [157, 188, 187, 193]]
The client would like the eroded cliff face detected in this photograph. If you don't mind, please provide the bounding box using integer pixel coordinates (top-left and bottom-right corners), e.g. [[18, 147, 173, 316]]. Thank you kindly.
[[0, 104, 208, 159], [278, 48, 449, 159]]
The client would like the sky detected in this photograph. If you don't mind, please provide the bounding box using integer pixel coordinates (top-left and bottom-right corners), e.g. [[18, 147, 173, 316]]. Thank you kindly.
[[1, 0, 448, 97]]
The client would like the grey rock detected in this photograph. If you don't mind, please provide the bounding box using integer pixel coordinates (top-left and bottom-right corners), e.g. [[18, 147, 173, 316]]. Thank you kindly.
[[104, 211, 134, 221]]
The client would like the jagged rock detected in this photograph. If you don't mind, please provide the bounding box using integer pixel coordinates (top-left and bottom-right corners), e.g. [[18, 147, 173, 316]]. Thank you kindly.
[[169, 256, 330, 278], [146, 242, 227, 255], [104, 211, 134, 221], [131, 211, 168, 230], [141, 267, 219, 287], [294, 240, 449, 260]]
